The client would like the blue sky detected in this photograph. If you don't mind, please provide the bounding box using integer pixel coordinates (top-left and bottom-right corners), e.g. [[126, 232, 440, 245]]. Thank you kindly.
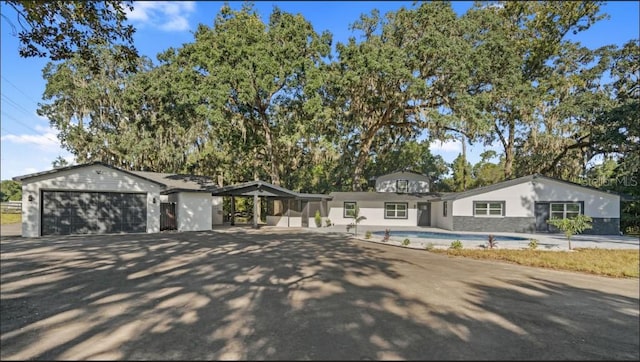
[[1, 1, 638, 180]]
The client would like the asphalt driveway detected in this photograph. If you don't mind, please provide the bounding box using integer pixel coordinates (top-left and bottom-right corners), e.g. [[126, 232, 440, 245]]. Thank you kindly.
[[1, 228, 638, 360]]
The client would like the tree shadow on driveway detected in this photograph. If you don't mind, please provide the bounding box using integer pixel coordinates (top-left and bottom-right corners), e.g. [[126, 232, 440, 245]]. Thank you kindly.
[[1, 229, 638, 360]]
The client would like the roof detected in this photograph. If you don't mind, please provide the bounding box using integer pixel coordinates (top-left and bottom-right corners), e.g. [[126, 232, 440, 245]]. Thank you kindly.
[[130, 171, 217, 194], [439, 173, 622, 201], [329, 191, 444, 202], [375, 170, 428, 181], [11, 161, 218, 193], [212, 181, 331, 200], [12, 161, 166, 186]]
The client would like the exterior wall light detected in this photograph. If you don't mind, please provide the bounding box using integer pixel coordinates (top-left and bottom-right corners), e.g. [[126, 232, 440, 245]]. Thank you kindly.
[[28, 195, 34, 202]]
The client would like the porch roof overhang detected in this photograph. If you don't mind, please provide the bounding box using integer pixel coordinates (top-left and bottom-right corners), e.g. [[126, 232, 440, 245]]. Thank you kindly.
[[210, 181, 331, 201]]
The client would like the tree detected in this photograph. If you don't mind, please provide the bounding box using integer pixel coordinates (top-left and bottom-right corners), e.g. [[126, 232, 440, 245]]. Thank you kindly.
[[178, 4, 332, 186], [451, 153, 473, 192], [3, 0, 138, 69], [346, 204, 366, 237], [0, 180, 22, 201], [547, 214, 593, 250], [472, 151, 504, 187], [469, 1, 606, 178], [51, 156, 69, 169]]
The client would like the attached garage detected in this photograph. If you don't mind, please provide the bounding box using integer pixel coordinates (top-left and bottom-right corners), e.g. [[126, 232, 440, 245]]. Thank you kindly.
[[41, 191, 147, 235], [14, 162, 163, 237]]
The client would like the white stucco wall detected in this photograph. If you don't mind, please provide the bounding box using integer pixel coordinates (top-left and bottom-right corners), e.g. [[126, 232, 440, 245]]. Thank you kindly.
[[20, 164, 161, 237], [266, 215, 302, 227], [176, 192, 213, 232], [452, 179, 619, 218], [375, 172, 430, 193], [430, 201, 453, 230], [212, 196, 223, 226], [328, 200, 419, 227]]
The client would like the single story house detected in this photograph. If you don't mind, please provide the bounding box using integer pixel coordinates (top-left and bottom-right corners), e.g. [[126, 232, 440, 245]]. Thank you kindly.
[[13, 162, 329, 237], [13, 163, 621, 237], [328, 171, 621, 235]]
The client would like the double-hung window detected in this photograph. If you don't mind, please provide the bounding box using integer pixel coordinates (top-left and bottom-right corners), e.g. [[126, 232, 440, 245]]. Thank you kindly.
[[344, 202, 357, 218], [474, 201, 504, 216], [550, 202, 581, 219], [385, 202, 408, 219]]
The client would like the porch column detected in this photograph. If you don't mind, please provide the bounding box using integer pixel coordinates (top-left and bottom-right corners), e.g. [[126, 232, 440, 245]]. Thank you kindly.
[[253, 194, 259, 229], [230, 195, 235, 226]]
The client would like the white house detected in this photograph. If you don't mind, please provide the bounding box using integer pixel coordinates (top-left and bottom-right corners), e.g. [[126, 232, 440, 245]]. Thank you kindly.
[[13, 162, 223, 237], [328, 172, 621, 235], [13, 164, 622, 237]]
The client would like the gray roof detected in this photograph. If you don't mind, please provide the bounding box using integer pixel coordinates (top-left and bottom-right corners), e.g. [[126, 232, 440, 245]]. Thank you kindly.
[[439, 173, 622, 201], [130, 171, 217, 194], [213, 181, 331, 200], [12, 161, 167, 186], [329, 191, 444, 202]]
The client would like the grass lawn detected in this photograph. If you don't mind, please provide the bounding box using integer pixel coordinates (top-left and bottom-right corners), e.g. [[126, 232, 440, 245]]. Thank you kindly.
[[0, 213, 21, 225], [431, 248, 639, 278]]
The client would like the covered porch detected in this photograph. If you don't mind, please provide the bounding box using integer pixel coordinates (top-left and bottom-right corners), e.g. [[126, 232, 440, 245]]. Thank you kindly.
[[211, 181, 331, 229]]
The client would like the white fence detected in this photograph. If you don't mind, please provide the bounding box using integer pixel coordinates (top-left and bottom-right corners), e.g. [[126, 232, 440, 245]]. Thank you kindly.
[[1, 201, 22, 213]]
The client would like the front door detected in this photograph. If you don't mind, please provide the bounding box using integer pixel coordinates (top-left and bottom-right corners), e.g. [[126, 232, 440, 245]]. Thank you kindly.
[[535, 202, 550, 232], [417, 202, 431, 226]]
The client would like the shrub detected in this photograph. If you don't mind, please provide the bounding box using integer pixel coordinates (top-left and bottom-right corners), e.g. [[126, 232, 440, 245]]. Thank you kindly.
[[325, 218, 332, 227], [382, 228, 390, 242], [402, 238, 410, 246], [314, 210, 322, 228], [528, 239, 539, 250], [486, 234, 498, 249], [450, 240, 463, 250], [425, 242, 435, 251], [365, 230, 372, 239], [547, 214, 593, 250]]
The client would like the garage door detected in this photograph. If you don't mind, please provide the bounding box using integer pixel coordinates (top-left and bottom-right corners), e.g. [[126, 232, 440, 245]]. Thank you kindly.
[[41, 191, 147, 235]]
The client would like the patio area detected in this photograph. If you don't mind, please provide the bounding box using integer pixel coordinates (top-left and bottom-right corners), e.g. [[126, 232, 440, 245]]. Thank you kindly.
[[312, 224, 640, 250]]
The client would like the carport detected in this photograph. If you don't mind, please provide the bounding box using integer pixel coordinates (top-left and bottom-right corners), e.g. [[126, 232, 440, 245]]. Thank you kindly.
[[211, 181, 331, 229]]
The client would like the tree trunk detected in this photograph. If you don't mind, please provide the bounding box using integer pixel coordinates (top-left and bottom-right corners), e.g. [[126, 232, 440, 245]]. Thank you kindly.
[[261, 119, 281, 186], [496, 120, 516, 179], [352, 129, 376, 191], [461, 136, 468, 191]]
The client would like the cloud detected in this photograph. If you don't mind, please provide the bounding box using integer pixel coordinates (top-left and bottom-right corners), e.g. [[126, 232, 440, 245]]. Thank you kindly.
[[126, 1, 196, 32], [430, 139, 462, 153], [0, 125, 60, 151]]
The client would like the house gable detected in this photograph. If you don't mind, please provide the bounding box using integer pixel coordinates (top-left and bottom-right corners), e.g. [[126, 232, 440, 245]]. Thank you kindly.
[[374, 171, 430, 193]]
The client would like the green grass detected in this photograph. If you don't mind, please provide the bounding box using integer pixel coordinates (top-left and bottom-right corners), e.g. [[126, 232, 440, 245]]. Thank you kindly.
[[430, 248, 639, 278], [1, 213, 21, 225]]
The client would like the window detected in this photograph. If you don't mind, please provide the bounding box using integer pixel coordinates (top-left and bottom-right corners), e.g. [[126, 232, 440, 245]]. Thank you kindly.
[[385, 202, 408, 219], [550, 202, 581, 219], [396, 180, 408, 193], [474, 201, 504, 216], [344, 202, 356, 218], [443, 201, 448, 217]]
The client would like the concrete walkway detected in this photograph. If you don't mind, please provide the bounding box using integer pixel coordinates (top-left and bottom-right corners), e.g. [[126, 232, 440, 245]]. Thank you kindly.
[[312, 225, 640, 250]]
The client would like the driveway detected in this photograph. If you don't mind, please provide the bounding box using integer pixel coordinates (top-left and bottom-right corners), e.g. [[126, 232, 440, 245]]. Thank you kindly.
[[1, 228, 638, 360]]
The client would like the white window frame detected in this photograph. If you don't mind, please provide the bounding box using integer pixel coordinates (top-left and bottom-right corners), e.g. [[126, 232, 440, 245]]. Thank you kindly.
[[473, 201, 505, 217], [550, 202, 581, 219], [396, 180, 409, 193], [344, 202, 356, 218], [385, 202, 408, 219]]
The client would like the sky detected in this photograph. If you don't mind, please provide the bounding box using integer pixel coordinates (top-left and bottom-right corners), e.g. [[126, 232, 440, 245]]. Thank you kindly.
[[1, 1, 639, 181]]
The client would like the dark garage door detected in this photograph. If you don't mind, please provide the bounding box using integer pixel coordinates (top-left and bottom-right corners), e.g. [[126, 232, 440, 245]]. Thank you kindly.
[[41, 191, 147, 235]]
